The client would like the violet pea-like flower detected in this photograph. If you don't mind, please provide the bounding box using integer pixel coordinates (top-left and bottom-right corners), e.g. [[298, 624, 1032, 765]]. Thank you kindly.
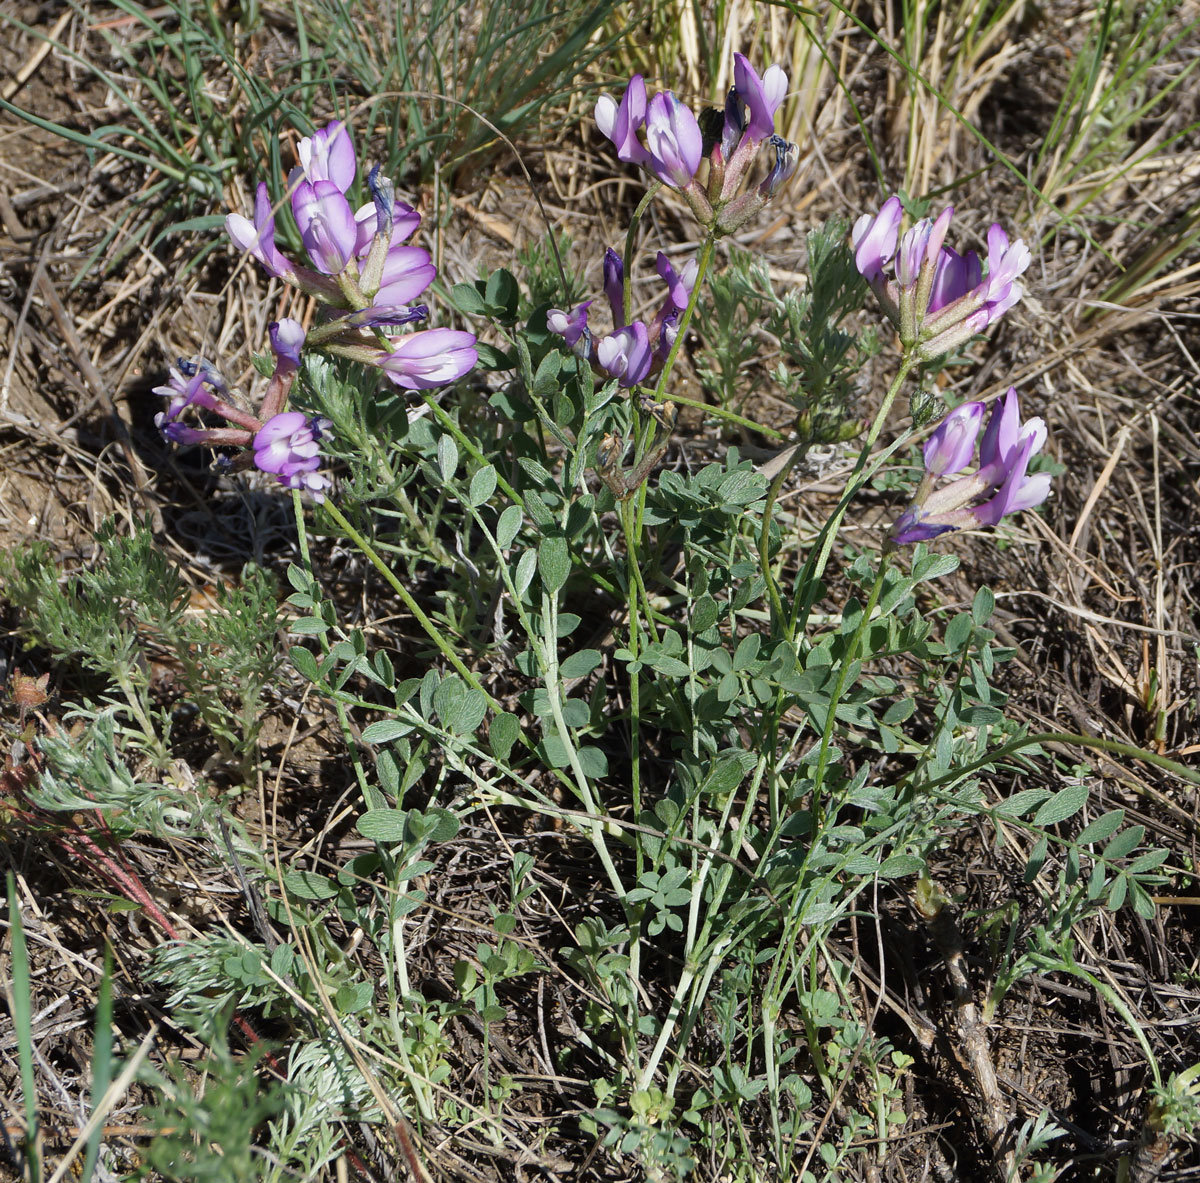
[[732, 53, 788, 143], [643, 91, 703, 188], [897, 207, 953, 290], [595, 75, 652, 167], [760, 135, 799, 198], [923, 401, 984, 477], [604, 248, 626, 323], [547, 301, 593, 349], [981, 225, 1031, 307], [973, 432, 1052, 526], [253, 411, 326, 474], [376, 328, 478, 390], [293, 121, 356, 192], [346, 304, 429, 330], [284, 468, 334, 499], [371, 245, 437, 308], [354, 198, 421, 258], [252, 411, 334, 500], [891, 386, 1051, 546], [928, 246, 981, 314], [270, 318, 307, 370], [656, 252, 698, 312], [153, 365, 220, 425], [855, 197, 1032, 360], [656, 311, 680, 361], [597, 322, 652, 388], [976, 385, 1047, 487], [226, 182, 295, 279], [852, 196, 903, 285], [291, 179, 359, 276]]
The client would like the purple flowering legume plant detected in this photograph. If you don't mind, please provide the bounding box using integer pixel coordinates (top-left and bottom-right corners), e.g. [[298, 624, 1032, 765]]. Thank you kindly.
[[154, 119, 479, 499], [850, 197, 1049, 547], [550, 54, 799, 408]]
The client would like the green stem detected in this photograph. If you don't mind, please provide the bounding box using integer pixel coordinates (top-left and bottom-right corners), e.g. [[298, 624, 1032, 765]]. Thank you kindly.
[[631, 233, 719, 548], [811, 554, 891, 824], [291, 491, 377, 808], [789, 356, 917, 641], [538, 591, 631, 912], [666, 393, 786, 439], [918, 730, 1200, 794], [615, 234, 719, 895], [319, 498, 500, 711], [389, 482, 454, 567], [623, 185, 662, 327], [619, 501, 646, 881], [291, 494, 432, 1116], [660, 757, 768, 1093], [649, 235, 716, 409], [419, 393, 524, 508], [760, 444, 807, 634]]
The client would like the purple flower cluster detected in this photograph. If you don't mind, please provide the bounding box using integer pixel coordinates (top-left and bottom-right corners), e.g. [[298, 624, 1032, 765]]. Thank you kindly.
[[853, 197, 1031, 361], [224, 120, 477, 391], [253, 410, 335, 498], [546, 248, 697, 388], [158, 119, 481, 500], [153, 318, 335, 500], [595, 77, 703, 191], [594, 54, 798, 235], [892, 387, 1051, 545]]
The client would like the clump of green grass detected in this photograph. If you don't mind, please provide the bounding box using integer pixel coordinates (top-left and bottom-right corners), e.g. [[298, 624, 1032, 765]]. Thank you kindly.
[[0, 0, 624, 279]]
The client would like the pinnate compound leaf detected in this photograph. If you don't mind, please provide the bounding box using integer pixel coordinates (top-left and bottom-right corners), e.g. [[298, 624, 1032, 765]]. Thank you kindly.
[[645, 654, 691, 677], [496, 504, 523, 549], [1131, 882, 1157, 919], [878, 853, 926, 879], [290, 617, 330, 635], [577, 746, 608, 778], [702, 750, 756, 797], [290, 645, 320, 682], [452, 282, 487, 315], [1106, 874, 1129, 911], [560, 649, 603, 679], [1126, 849, 1168, 874], [1023, 835, 1049, 881], [469, 466, 497, 507], [690, 595, 719, 633], [489, 713, 520, 762], [911, 552, 959, 583], [997, 788, 1052, 819], [1101, 825, 1146, 862], [972, 586, 995, 626], [408, 807, 460, 843], [514, 550, 537, 597], [437, 435, 459, 481]]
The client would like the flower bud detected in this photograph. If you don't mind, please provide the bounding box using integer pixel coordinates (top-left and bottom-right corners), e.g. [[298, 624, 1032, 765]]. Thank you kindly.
[[924, 402, 984, 476], [908, 385, 940, 429]]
